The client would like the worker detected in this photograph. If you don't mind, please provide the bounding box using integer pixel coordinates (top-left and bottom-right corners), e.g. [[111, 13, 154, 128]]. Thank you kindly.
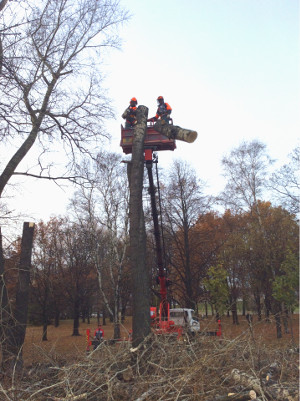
[[93, 325, 104, 349], [148, 96, 172, 124], [122, 97, 138, 128]]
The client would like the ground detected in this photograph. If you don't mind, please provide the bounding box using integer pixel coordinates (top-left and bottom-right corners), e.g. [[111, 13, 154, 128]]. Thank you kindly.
[[23, 313, 299, 366], [1, 314, 298, 400]]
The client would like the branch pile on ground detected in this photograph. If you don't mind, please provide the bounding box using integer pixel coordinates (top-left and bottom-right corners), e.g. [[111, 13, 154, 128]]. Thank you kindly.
[[0, 331, 298, 400]]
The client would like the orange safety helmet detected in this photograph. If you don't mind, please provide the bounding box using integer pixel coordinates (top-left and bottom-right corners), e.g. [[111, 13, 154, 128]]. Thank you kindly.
[[130, 97, 137, 103], [157, 96, 164, 104]]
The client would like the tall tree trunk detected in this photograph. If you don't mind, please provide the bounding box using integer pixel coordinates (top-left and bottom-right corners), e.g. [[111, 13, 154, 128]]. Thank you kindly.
[[2, 222, 35, 372], [282, 304, 289, 334], [42, 304, 48, 341], [129, 105, 151, 347], [54, 307, 60, 327], [273, 300, 282, 339], [41, 284, 49, 341], [72, 298, 80, 336], [264, 293, 272, 321], [42, 322, 48, 341], [254, 290, 262, 321], [183, 223, 194, 309], [102, 309, 106, 326], [0, 226, 12, 370], [231, 288, 239, 325], [242, 297, 246, 316]]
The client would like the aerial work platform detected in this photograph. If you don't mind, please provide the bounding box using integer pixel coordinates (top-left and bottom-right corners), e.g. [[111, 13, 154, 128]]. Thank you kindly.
[[120, 123, 176, 155]]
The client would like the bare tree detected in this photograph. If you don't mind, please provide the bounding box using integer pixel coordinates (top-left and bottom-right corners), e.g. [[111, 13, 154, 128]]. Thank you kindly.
[[71, 150, 130, 340], [0, 0, 129, 199], [55, 219, 95, 336], [219, 141, 284, 337], [162, 159, 209, 310], [31, 218, 66, 341], [220, 140, 273, 213], [269, 146, 299, 216]]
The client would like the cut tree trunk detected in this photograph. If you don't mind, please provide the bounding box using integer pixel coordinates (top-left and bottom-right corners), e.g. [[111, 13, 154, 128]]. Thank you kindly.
[[128, 105, 151, 348], [2, 222, 35, 372], [154, 120, 197, 143], [0, 226, 12, 370]]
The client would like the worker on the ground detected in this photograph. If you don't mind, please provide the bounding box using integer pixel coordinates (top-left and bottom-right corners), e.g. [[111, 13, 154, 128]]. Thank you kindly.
[[93, 325, 104, 349], [148, 96, 172, 124], [122, 97, 138, 128]]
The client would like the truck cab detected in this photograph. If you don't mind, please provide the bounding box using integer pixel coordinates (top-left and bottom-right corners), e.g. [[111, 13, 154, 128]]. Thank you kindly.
[[169, 308, 200, 333]]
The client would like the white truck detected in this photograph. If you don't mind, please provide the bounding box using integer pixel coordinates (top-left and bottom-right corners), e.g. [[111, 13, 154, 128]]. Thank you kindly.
[[169, 308, 200, 333]]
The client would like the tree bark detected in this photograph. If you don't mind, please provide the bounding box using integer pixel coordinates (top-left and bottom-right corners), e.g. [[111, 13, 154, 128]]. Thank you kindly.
[[154, 120, 197, 143], [2, 222, 35, 372], [54, 308, 60, 327], [72, 297, 80, 336], [254, 290, 262, 321], [42, 302, 48, 341], [128, 105, 151, 347], [0, 226, 12, 370]]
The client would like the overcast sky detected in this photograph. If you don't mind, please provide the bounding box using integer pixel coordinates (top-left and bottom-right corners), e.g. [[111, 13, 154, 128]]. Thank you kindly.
[[8, 0, 299, 226]]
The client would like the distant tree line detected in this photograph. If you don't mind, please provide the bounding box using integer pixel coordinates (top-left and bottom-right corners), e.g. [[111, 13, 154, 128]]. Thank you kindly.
[[3, 143, 298, 346]]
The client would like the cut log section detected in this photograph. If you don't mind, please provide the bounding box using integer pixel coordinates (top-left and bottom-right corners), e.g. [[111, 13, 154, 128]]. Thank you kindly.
[[154, 120, 197, 143]]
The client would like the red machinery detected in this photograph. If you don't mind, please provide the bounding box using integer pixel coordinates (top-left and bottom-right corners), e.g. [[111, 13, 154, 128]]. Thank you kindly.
[[121, 123, 181, 337], [120, 122, 176, 154]]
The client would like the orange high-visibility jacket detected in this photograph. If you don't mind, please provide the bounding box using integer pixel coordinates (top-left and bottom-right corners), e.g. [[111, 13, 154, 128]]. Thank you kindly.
[[122, 106, 137, 125], [155, 102, 172, 120]]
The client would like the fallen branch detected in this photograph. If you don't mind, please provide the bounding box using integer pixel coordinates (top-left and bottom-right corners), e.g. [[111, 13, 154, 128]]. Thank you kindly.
[[52, 393, 87, 401], [134, 388, 156, 401]]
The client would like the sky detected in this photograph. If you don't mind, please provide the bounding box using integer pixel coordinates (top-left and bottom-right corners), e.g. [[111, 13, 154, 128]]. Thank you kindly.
[[5, 0, 299, 230]]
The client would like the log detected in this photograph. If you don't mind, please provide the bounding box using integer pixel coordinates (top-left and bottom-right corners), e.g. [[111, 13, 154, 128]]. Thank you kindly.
[[153, 120, 197, 143], [230, 369, 262, 395], [230, 369, 299, 401], [207, 390, 257, 401]]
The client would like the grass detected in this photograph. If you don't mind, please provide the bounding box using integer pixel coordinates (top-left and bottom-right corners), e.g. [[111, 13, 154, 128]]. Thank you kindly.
[[23, 313, 299, 367]]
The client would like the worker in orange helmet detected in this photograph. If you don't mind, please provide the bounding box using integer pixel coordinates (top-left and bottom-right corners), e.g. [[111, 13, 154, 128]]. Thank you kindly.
[[122, 97, 138, 128], [148, 96, 172, 124]]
